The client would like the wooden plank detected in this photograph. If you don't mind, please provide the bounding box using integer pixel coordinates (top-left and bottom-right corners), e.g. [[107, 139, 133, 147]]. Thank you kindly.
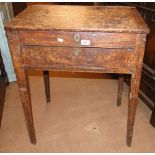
[[21, 46, 135, 73], [18, 31, 136, 48], [5, 5, 149, 33]]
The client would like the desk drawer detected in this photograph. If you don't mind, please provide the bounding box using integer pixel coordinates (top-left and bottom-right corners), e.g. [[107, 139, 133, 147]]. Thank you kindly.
[[19, 31, 136, 48], [21, 46, 135, 72]]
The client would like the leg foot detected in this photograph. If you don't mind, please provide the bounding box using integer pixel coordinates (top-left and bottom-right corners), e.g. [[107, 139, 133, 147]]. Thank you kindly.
[[126, 117, 133, 147]]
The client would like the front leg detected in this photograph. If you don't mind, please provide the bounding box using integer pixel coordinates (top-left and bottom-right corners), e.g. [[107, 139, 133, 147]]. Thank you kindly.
[[126, 34, 147, 146], [6, 31, 36, 144], [17, 69, 36, 144], [127, 76, 139, 146]]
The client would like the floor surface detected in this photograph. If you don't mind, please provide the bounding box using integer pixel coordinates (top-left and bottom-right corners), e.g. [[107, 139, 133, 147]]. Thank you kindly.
[[0, 72, 155, 152]]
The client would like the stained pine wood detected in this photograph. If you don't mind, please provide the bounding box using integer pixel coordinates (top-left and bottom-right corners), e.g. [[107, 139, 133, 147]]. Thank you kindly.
[[5, 5, 149, 146], [5, 5, 149, 33], [18, 31, 137, 48], [6, 31, 36, 144], [21, 46, 135, 73], [127, 34, 147, 146]]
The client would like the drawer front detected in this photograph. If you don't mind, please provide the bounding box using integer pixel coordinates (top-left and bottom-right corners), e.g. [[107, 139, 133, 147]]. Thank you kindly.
[[19, 31, 136, 48], [21, 46, 135, 73]]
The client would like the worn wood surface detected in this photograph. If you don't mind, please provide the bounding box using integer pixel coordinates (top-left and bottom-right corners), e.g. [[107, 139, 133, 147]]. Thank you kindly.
[[21, 46, 135, 74], [6, 31, 36, 144], [5, 5, 149, 33], [5, 5, 149, 146], [18, 31, 137, 48], [127, 34, 147, 146]]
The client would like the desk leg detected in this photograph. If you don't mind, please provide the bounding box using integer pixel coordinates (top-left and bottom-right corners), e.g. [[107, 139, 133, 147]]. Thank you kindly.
[[6, 31, 36, 144], [127, 76, 140, 146], [126, 34, 146, 146], [18, 70, 36, 144], [43, 71, 51, 103], [117, 75, 124, 106]]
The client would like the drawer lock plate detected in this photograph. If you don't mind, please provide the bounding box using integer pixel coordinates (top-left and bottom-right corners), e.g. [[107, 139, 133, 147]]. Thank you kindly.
[[74, 34, 80, 42], [73, 48, 80, 56]]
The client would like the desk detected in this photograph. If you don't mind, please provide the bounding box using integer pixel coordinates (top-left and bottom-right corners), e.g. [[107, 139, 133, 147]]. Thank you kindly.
[[5, 5, 149, 146]]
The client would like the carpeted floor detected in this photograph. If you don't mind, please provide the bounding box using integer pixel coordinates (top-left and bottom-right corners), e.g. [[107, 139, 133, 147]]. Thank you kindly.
[[0, 72, 154, 152]]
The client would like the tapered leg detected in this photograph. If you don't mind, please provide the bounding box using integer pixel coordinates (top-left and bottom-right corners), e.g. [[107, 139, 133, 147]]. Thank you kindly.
[[43, 71, 51, 103], [6, 31, 36, 144], [127, 76, 139, 146], [117, 75, 124, 106], [126, 34, 147, 146], [18, 70, 36, 144]]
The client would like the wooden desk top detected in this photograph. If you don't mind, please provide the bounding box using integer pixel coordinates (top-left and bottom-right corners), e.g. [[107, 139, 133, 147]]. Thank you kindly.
[[5, 5, 149, 33]]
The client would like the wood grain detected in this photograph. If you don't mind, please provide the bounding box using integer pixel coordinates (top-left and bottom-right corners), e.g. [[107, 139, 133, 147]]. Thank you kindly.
[[6, 31, 36, 144], [18, 31, 136, 48], [21, 46, 135, 74], [5, 5, 149, 146], [127, 34, 147, 146], [5, 5, 149, 33]]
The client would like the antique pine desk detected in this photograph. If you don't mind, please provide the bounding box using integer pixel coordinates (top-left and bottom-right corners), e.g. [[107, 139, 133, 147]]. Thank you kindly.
[[5, 5, 149, 146]]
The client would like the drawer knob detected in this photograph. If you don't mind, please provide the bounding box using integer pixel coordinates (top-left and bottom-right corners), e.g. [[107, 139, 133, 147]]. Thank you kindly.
[[74, 34, 80, 42], [73, 48, 80, 56]]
